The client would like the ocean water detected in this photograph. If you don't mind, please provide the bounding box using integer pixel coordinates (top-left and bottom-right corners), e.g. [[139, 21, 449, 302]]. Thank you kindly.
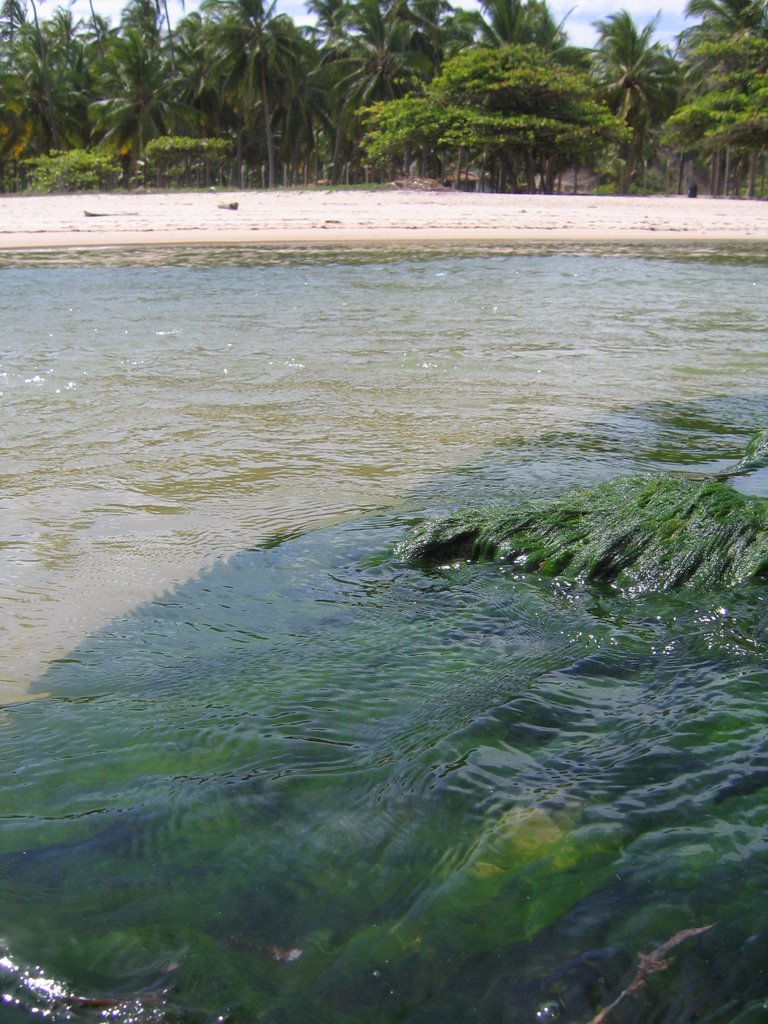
[[1, 242, 768, 1023]]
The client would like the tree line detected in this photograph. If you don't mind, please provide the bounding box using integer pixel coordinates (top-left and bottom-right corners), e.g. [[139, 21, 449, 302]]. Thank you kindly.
[[0, 0, 766, 194]]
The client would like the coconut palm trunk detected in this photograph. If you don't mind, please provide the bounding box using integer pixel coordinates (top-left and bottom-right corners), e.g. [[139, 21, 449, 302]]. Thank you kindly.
[[28, 0, 59, 149], [259, 58, 276, 186]]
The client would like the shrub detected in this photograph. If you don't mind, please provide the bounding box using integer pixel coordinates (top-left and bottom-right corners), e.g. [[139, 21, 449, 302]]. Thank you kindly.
[[24, 149, 121, 193], [143, 136, 233, 188]]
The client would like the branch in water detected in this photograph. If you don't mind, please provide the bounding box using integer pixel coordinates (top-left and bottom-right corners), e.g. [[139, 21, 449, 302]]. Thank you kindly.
[[589, 924, 715, 1024]]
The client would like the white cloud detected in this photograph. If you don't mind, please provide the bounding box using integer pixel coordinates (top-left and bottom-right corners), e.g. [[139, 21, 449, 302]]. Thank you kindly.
[[67, 0, 691, 50]]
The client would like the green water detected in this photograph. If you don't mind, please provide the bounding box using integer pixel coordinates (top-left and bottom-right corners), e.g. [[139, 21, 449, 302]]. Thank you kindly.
[[1, 244, 768, 1022]]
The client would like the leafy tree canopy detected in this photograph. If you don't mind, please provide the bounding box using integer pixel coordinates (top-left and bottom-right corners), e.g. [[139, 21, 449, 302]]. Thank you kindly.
[[665, 35, 768, 151], [365, 44, 626, 191]]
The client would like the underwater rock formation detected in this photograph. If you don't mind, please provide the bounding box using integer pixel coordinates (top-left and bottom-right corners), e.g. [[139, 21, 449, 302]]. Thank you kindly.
[[399, 432, 768, 591]]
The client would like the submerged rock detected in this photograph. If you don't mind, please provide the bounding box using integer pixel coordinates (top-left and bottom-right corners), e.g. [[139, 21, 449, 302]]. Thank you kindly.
[[399, 434, 768, 591]]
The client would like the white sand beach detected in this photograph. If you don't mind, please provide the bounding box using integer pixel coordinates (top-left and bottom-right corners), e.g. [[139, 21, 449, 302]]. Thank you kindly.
[[1, 187, 767, 248]]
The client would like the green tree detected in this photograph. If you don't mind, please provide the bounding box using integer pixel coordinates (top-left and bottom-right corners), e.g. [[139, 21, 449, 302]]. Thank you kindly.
[[277, 30, 327, 183], [24, 146, 120, 190], [23, 0, 60, 148], [666, 35, 768, 194], [143, 134, 232, 185], [119, 0, 162, 45], [41, 8, 99, 149], [90, 27, 196, 180], [0, 62, 31, 184], [592, 10, 680, 192], [472, 0, 589, 69], [313, 0, 435, 182], [0, 19, 67, 179], [174, 11, 228, 139], [477, 0, 562, 49], [332, 0, 432, 106], [201, 0, 304, 187], [0, 0, 26, 43], [388, 0, 452, 77], [681, 0, 768, 51], [365, 44, 625, 191], [674, 0, 767, 194], [306, 0, 351, 46], [7, 18, 64, 152]]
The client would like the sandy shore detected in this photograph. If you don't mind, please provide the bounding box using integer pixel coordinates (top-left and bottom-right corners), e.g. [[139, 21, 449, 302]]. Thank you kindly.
[[1, 188, 767, 248]]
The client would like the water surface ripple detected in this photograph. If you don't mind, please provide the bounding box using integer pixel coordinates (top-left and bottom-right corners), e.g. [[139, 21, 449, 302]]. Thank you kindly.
[[1, 243, 768, 1022], [3, 244, 767, 694]]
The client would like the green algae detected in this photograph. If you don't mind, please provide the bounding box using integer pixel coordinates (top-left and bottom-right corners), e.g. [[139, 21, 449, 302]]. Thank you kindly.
[[398, 444, 768, 591], [5, 506, 768, 1022], [734, 428, 768, 474]]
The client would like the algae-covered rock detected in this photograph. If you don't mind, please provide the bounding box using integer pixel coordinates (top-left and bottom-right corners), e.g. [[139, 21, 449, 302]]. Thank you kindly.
[[399, 445, 768, 591], [733, 428, 768, 474]]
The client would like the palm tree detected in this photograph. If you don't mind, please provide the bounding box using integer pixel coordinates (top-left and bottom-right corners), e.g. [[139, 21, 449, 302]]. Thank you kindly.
[[81, 7, 111, 62], [22, 0, 59, 148], [475, 0, 588, 67], [272, 30, 324, 183], [592, 10, 680, 192], [159, 0, 184, 71], [120, 0, 162, 45], [0, 60, 32, 183], [0, 0, 26, 43], [8, 16, 63, 150], [330, 0, 429, 106], [678, 0, 767, 81], [202, 0, 305, 187], [174, 11, 227, 139], [41, 8, 96, 148], [388, 0, 451, 77], [316, 0, 432, 181], [682, 0, 768, 45], [440, 5, 485, 56], [477, 0, 559, 47], [90, 27, 197, 180], [675, 0, 767, 195], [305, 0, 351, 47]]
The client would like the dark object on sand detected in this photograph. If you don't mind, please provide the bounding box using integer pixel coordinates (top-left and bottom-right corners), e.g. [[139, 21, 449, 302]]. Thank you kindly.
[[398, 431, 768, 591], [218, 201, 239, 210], [83, 210, 139, 217]]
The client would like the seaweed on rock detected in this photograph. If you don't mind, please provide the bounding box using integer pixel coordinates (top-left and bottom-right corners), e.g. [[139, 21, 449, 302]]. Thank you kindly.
[[399, 435, 768, 591], [734, 428, 768, 474]]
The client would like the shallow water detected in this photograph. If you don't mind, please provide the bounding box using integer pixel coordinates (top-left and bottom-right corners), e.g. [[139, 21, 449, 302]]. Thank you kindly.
[[3, 242, 767, 696], [1, 242, 768, 1022]]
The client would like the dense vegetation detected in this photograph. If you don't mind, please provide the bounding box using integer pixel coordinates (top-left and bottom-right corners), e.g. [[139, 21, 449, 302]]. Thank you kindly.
[[0, 0, 766, 193]]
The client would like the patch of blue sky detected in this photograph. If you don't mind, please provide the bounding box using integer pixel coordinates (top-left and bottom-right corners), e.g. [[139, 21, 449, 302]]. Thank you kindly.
[[68, 0, 692, 50]]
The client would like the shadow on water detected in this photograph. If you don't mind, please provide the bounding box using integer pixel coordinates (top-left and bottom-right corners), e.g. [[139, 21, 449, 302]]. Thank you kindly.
[[2, 395, 768, 1023]]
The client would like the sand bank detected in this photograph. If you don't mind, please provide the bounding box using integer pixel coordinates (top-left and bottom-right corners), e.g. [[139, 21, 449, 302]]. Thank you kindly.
[[1, 188, 767, 249]]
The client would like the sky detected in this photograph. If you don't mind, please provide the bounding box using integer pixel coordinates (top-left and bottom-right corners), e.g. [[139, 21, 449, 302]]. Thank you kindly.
[[65, 0, 692, 50]]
